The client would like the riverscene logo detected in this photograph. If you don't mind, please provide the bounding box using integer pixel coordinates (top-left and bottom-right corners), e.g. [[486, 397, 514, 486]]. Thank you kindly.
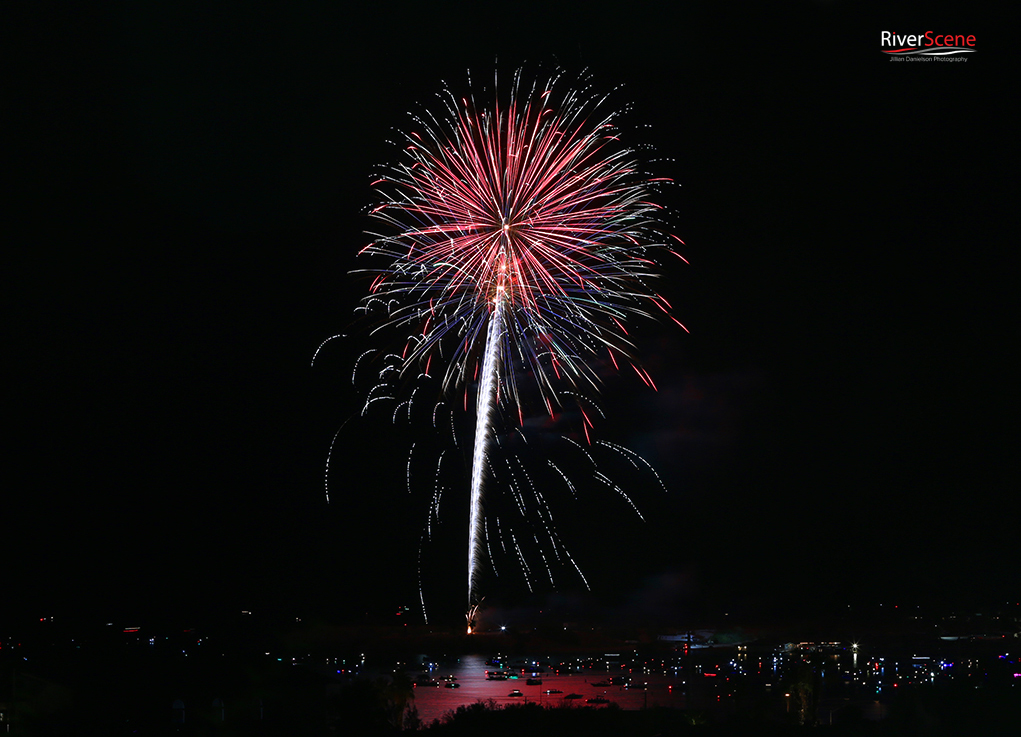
[[881, 32, 976, 61]]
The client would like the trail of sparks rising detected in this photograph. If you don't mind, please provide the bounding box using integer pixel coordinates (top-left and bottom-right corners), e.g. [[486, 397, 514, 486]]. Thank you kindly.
[[353, 67, 682, 613], [468, 292, 505, 604]]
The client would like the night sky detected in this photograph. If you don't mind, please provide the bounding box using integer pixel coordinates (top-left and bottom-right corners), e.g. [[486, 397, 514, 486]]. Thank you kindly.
[[7, 3, 1012, 628]]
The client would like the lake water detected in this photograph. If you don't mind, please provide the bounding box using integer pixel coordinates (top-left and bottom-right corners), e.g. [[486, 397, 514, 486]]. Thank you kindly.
[[410, 654, 695, 724]]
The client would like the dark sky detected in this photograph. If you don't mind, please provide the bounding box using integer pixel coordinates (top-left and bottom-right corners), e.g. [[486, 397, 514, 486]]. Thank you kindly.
[[7, 3, 1012, 628]]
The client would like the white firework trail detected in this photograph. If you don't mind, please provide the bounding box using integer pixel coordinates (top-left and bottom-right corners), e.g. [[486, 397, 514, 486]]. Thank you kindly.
[[594, 470, 646, 521], [597, 439, 669, 494], [496, 515, 507, 555], [392, 400, 410, 424], [510, 531, 534, 593], [406, 442, 415, 495], [536, 536, 555, 587], [563, 436, 597, 468], [323, 425, 343, 505], [312, 334, 344, 367], [467, 294, 505, 605], [417, 531, 429, 624], [547, 460, 578, 498], [361, 395, 393, 416], [483, 516, 498, 578]]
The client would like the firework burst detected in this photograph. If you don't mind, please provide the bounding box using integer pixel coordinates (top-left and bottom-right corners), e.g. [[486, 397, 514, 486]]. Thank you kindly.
[[351, 68, 684, 618]]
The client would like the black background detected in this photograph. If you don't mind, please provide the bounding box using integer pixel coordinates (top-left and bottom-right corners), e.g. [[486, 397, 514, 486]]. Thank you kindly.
[[6, 2, 1012, 628]]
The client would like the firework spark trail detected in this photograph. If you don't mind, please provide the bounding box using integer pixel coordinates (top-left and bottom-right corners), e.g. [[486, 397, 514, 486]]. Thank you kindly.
[[504, 459, 528, 516], [597, 439, 669, 493], [594, 470, 645, 521], [495, 515, 507, 555], [425, 450, 446, 539], [392, 400, 410, 424], [483, 516, 498, 578], [361, 395, 392, 416], [407, 442, 415, 494], [548, 460, 578, 498], [511, 531, 534, 593], [468, 294, 504, 604], [417, 532, 429, 624], [312, 334, 344, 367]]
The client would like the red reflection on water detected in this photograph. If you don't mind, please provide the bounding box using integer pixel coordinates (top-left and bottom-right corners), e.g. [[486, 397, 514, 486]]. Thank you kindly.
[[411, 655, 692, 724]]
